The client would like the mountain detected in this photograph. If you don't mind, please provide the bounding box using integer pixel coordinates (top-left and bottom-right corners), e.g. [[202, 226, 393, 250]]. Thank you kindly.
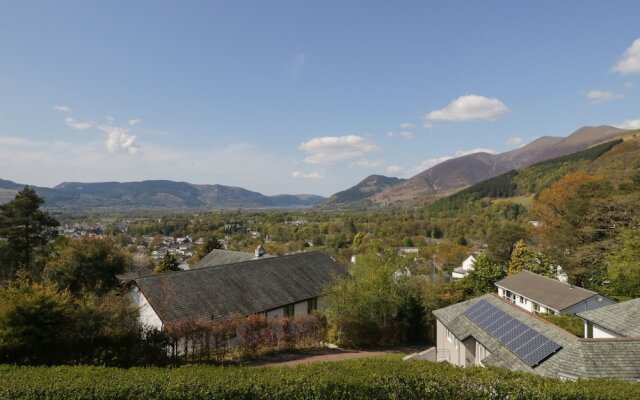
[[0, 179, 325, 209], [366, 125, 626, 205], [319, 175, 405, 208]]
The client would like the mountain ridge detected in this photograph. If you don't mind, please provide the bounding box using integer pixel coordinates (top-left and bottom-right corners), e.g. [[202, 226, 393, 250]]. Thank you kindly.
[[0, 179, 325, 210]]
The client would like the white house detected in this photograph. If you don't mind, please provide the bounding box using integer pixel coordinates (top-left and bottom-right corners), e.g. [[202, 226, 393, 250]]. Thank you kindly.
[[578, 297, 640, 339], [129, 252, 346, 330], [431, 293, 640, 381], [495, 270, 615, 315], [451, 255, 476, 279]]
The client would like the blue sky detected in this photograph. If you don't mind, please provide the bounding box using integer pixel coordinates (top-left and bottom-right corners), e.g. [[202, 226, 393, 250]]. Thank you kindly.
[[1, 1, 639, 196]]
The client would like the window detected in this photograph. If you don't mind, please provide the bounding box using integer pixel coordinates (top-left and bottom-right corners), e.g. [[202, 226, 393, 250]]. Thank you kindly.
[[477, 343, 486, 363], [533, 303, 540, 312], [519, 296, 525, 304], [446, 328, 454, 343], [308, 298, 318, 313], [586, 322, 593, 339], [283, 304, 294, 317]]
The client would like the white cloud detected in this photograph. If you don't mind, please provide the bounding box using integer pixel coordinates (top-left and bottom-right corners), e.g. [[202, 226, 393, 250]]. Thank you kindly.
[[53, 105, 70, 112], [128, 119, 142, 126], [624, 82, 635, 89], [400, 122, 416, 129], [386, 165, 403, 175], [386, 131, 414, 140], [97, 122, 139, 155], [65, 117, 93, 130], [612, 38, 640, 75], [616, 119, 640, 130], [298, 135, 380, 164], [289, 53, 306, 80], [291, 171, 323, 179], [424, 95, 509, 122], [423, 121, 433, 129], [506, 137, 524, 147], [586, 90, 623, 104]]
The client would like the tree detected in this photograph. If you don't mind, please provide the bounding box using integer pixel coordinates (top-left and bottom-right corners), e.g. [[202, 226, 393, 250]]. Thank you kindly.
[[0, 188, 59, 276], [43, 237, 130, 294], [508, 240, 555, 278], [465, 253, 506, 295], [190, 236, 222, 265], [154, 252, 180, 274], [606, 229, 640, 297], [323, 253, 413, 345], [486, 222, 529, 265]]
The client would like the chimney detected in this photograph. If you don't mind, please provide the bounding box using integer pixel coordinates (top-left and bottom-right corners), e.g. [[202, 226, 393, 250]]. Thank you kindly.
[[255, 245, 265, 258]]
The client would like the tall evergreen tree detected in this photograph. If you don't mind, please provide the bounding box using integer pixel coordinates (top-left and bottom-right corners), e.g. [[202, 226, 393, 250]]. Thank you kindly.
[[154, 252, 180, 274], [0, 187, 59, 277]]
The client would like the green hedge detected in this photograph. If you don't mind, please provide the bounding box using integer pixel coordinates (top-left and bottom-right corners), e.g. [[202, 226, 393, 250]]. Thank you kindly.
[[0, 356, 638, 399]]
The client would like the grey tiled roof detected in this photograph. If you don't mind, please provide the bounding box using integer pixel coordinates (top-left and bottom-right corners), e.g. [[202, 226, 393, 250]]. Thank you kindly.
[[433, 294, 640, 380], [495, 270, 599, 311], [192, 249, 273, 268], [135, 252, 346, 323], [578, 298, 640, 337]]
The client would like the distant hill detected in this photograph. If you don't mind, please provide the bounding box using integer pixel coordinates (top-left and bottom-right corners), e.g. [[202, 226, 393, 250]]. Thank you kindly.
[[319, 175, 405, 208], [331, 125, 627, 206], [0, 179, 325, 210]]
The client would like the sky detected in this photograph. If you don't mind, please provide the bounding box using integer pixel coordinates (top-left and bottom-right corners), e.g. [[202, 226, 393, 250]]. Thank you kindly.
[[1, 1, 639, 196]]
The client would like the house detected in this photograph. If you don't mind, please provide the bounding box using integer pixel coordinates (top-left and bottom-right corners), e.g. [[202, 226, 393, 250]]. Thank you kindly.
[[430, 293, 640, 381], [578, 298, 640, 339], [495, 270, 615, 315], [398, 247, 419, 256], [130, 252, 346, 330], [452, 255, 476, 279], [191, 245, 271, 269]]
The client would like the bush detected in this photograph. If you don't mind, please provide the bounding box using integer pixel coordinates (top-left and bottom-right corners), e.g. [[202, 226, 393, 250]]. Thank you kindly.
[[0, 357, 638, 399]]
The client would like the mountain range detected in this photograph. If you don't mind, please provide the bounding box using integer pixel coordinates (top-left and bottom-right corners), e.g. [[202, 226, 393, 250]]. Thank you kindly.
[[0, 179, 325, 210], [321, 125, 627, 207], [1, 125, 628, 210]]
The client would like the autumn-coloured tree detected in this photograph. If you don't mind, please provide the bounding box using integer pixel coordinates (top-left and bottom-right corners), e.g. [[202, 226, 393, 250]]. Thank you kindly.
[[508, 240, 555, 278]]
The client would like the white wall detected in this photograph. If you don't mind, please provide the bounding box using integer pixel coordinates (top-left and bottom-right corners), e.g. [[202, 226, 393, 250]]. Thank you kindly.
[[294, 301, 308, 316], [129, 285, 163, 330], [266, 308, 284, 318], [436, 320, 464, 366], [563, 296, 616, 314], [585, 322, 620, 339]]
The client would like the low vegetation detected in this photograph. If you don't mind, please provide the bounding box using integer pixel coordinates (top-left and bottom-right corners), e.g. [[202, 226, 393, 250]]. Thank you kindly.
[[1, 357, 639, 400]]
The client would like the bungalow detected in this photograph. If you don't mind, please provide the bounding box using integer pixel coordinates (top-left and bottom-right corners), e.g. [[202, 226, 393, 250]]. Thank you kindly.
[[578, 298, 640, 339], [495, 270, 615, 315], [129, 252, 346, 330], [431, 293, 640, 381], [452, 255, 476, 279]]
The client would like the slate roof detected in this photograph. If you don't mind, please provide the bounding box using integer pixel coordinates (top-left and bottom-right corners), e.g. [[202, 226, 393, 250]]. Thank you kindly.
[[578, 298, 640, 337], [433, 294, 640, 380], [495, 270, 599, 311], [192, 249, 275, 269], [134, 252, 346, 323]]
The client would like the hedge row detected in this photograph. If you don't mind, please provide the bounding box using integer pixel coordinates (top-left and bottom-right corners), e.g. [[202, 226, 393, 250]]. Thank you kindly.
[[0, 356, 638, 400]]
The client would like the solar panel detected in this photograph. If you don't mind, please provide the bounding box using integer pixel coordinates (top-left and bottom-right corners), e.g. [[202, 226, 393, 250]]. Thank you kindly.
[[463, 300, 562, 368]]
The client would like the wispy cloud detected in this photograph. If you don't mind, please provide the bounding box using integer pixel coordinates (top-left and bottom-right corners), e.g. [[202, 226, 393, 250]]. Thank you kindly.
[[624, 82, 635, 89], [586, 90, 623, 104], [612, 38, 640, 75], [386, 165, 403, 175], [289, 53, 306, 80], [424, 95, 509, 122], [128, 119, 142, 126], [506, 137, 524, 147], [298, 135, 380, 164], [291, 170, 323, 179], [386, 131, 414, 140], [54, 105, 71, 112], [65, 117, 93, 130], [351, 159, 386, 168], [616, 119, 640, 130], [400, 122, 416, 129]]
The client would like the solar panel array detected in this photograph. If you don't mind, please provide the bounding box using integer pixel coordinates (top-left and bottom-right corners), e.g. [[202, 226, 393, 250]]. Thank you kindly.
[[464, 299, 562, 367]]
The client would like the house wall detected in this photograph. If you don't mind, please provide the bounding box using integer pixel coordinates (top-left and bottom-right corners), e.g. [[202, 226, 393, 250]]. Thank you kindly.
[[294, 301, 308, 316], [585, 322, 620, 339], [266, 308, 285, 318], [130, 285, 163, 330], [563, 296, 616, 314], [497, 287, 558, 314], [436, 319, 464, 366]]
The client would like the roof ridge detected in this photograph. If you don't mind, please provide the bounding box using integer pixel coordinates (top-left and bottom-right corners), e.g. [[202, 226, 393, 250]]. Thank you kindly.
[[135, 251, 328, 281]]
